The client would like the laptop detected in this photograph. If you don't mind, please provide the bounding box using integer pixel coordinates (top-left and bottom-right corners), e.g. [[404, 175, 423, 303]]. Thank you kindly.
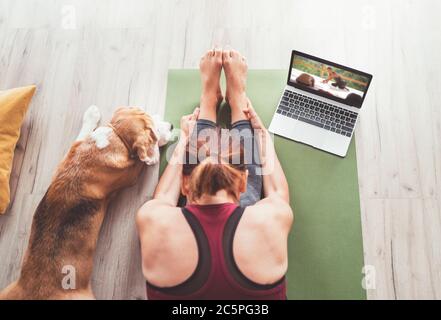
[[268, 50, 373, 157]]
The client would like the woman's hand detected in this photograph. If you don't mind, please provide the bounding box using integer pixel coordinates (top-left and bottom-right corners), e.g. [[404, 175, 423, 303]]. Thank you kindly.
[[243, 98, 265, 131], [180, 107, 200, 138]]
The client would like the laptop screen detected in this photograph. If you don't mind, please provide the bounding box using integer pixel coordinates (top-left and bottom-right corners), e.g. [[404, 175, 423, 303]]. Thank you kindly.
[[288, 51, 372, 108]]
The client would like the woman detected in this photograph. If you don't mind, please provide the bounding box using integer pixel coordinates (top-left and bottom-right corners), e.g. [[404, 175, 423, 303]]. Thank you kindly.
[[323, 66, 348, 90], [136, 48, 293, 300]]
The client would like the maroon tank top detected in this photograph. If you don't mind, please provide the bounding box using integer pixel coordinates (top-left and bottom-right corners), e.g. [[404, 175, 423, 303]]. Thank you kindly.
[[146, 203, 287, 300]]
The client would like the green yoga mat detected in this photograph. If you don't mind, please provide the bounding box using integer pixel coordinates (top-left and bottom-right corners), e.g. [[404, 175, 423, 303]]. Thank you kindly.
[[160, 70, 366, 300]]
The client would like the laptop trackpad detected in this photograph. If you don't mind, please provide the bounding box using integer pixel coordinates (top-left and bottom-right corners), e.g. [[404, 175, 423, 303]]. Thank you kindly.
[[270, 115, 325, 148], [292, 120, 325, 149]]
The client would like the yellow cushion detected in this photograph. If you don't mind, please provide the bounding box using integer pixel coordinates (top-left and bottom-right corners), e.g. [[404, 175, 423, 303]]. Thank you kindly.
[[0, 86, 36, 214]]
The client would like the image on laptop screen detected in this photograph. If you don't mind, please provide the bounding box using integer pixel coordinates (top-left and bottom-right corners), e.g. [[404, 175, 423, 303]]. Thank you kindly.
[[289, 52, 371, 108]]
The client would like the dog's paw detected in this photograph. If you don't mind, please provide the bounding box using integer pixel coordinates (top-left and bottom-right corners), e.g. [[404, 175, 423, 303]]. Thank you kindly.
[[141, 145, 160, 166], [152, 114, 173, 147], [83, 105, 101, 128]]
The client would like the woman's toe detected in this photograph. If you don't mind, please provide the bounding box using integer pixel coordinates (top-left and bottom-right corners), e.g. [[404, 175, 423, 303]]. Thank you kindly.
[[214, 47, 222, 57], [223, 50, 231, 63]]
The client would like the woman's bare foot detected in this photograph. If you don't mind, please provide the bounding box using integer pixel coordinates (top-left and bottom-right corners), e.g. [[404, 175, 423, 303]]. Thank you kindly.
[[199, 48, 223, 122], [222, 49, 248, 122]]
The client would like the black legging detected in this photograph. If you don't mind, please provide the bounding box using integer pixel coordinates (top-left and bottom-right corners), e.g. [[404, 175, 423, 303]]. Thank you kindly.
[[192, 119, 262, 206], [332, 76, 347, 89]]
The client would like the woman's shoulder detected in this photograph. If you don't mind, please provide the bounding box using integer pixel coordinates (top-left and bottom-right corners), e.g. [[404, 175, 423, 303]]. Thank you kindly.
[[136, 200, 184, 229], [246, 196, 292, 216], [243, 197, 293, 228]]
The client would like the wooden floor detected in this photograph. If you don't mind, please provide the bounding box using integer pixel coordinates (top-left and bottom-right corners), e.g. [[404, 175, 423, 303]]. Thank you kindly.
[[0, 0, 440, 299]]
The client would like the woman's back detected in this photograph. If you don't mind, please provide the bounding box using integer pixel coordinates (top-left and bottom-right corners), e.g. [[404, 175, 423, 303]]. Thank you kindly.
[[145, 203, 287, 300]]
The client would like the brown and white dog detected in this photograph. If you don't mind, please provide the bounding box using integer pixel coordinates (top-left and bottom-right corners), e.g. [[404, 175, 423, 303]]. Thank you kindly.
[[0, 105, 172, 300]]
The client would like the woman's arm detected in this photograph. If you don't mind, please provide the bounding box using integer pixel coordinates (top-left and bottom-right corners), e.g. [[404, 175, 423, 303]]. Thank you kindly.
[[258, 129, 290, 203], [243, 102, 290, 203], [150, 108, 200, 207], [323, 73, 334, 83], [242, 101, 293, 256], [151, 135, 187, 206]]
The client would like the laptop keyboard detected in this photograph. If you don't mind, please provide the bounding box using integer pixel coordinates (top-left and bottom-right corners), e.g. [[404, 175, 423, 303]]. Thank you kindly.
[[276, 90, 357, 137]]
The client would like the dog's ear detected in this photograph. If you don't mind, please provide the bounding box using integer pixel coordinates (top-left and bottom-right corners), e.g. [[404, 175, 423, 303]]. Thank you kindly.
[[133, 129, 159, 165]]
